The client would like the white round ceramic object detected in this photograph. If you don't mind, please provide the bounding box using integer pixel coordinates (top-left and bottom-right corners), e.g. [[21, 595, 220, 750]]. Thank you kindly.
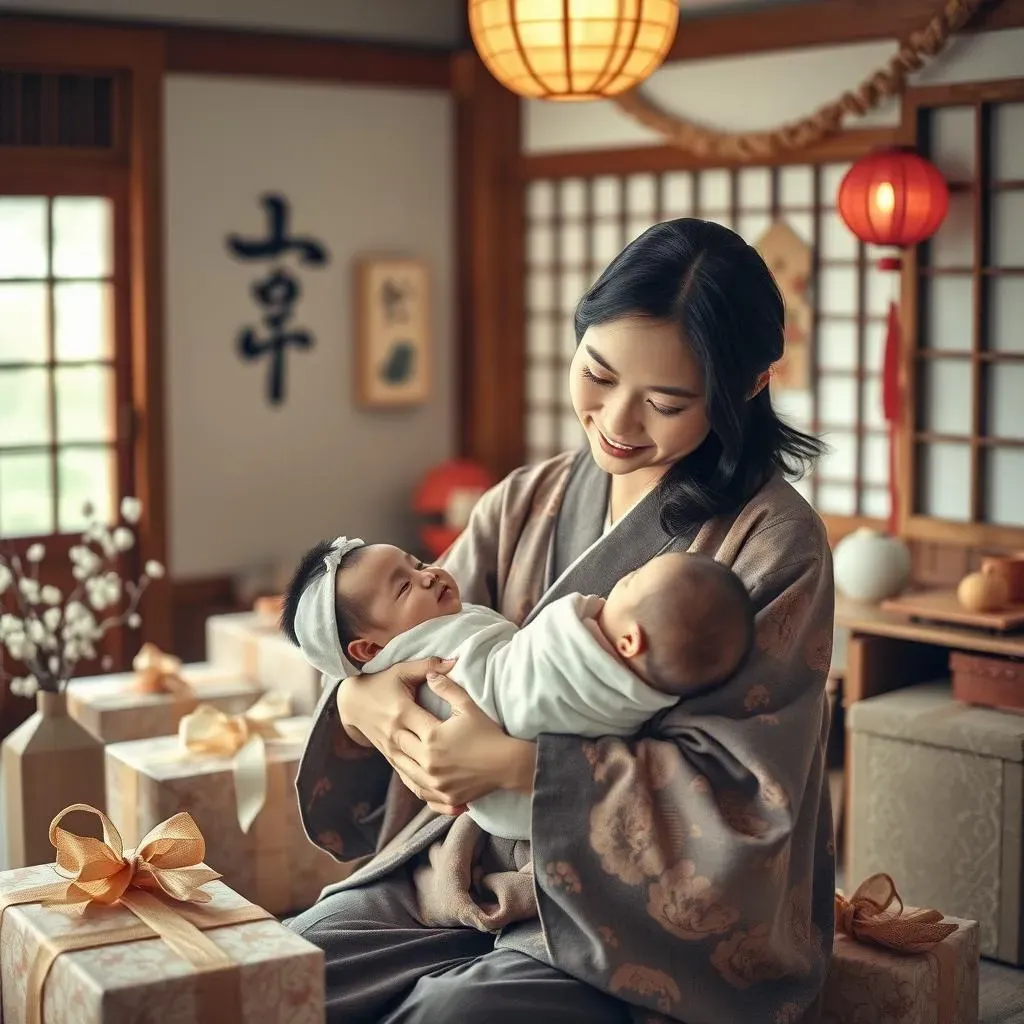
[[833, 527, 911, 603]]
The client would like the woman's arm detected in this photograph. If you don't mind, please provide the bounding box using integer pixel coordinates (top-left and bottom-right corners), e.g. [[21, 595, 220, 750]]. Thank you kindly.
[[524, 518, 836, 1022]]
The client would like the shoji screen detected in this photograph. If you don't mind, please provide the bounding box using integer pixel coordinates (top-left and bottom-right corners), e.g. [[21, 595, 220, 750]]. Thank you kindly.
[[523, 162, 893, 527]]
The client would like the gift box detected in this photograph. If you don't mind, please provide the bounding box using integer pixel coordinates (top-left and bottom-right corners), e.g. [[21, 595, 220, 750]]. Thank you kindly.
[[0, 807, 324, 1024], [67, 648, 263, 743], [104, 707, 350, 915], [821, 874, 979, 1024], [206, 611, 323, 715]]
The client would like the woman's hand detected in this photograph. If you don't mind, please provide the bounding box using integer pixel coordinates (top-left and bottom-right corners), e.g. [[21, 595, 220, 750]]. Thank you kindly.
[[388, 672, 538, 814], [335, 656, 455, 764]]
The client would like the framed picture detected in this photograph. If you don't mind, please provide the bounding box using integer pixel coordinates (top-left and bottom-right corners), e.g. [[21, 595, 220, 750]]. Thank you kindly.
[[354, 256, 431, 407]]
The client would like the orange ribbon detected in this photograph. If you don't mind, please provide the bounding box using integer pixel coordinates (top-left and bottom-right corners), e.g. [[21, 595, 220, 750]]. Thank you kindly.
[[131, 643, 193, 698], [835, 873, 958, 952], [0, 804, 271, 1024]]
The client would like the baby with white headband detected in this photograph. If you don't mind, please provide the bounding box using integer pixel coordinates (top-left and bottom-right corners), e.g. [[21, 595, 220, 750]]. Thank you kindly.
[[282, 536, 754, 840]]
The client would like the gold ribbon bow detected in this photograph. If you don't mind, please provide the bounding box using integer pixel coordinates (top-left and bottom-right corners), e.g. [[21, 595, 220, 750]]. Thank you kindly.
[[178, 691, 293, 834], [835, 873, 958, 953], [132, 642, 193, 698], [0, 805, 270, 1024]]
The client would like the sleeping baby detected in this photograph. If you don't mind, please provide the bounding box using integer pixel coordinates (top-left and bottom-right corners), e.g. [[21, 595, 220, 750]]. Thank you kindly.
[[283, 536, 754, 840]]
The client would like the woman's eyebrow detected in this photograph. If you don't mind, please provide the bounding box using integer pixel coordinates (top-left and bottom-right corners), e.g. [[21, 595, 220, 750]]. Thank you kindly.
[[585, 344, 699, 399]]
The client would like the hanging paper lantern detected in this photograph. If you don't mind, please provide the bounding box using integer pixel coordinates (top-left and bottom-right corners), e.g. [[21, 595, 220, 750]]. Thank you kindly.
[[837, 147, 950, 252], [837, 148, 950, 537], [468, 0, 679, 101]]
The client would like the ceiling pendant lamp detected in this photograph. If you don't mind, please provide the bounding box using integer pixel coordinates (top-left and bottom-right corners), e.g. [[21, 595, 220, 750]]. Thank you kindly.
[[468, 0, 680, 101]]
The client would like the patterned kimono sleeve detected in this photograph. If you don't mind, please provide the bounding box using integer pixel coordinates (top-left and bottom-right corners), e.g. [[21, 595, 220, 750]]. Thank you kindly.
[[529, 517, 836, 1023], [294, 474, 511, 864]]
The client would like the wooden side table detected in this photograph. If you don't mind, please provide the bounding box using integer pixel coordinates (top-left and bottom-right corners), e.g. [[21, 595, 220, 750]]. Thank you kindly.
[[834, 595, 1024, 870]]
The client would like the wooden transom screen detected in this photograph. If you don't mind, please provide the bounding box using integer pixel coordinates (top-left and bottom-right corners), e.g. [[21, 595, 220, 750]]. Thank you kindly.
[[523, 162, 896, 528]]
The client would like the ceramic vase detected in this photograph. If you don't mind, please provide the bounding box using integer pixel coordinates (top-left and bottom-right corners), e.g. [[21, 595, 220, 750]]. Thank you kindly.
[[2, 688, 106, 868], [833, 527, 912, 603]]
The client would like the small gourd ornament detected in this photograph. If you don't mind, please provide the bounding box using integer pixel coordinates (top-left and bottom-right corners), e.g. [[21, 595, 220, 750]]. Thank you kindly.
[[956, 562, 1011, 613]]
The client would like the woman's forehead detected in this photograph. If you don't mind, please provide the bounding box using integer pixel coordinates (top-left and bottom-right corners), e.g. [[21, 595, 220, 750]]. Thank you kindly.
[[582, 319, 700, 383]]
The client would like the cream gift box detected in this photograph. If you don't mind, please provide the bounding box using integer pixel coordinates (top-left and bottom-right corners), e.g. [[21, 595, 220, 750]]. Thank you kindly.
[[67, 659, 263, 744], [821, 875, 979, 1024], [104, 717, 349, 915], [207, 612, 323, 715], [0, 811, 324, 1024]]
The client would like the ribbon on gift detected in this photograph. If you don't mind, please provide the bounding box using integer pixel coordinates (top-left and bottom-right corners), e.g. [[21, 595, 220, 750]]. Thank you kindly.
[[836, 873, 960, 1024], [131, 642, 193, 698], [178, 691, 294, 834], [0, 804, 272, 1024]]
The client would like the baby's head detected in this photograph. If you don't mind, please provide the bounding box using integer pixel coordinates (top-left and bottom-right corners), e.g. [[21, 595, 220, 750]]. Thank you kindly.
[[599, 552, 754, 696], [281, 540, 462, 669]]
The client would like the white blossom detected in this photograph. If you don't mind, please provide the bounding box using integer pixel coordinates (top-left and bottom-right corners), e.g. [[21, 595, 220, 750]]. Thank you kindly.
[[26, 543, 45, 563], [128, 613, 141, 629], [0, 564, 11, 594], [6, 634, 37, 661], [26, 619, 47, 644], [112, 527, 135, 552], [41, 585, 62, 605], [144, 560, 165, 579], [0, 613, 19, 638], [43, 607, 61, 632], [70, 546, 102, 575], [48, 655, 60, 674], [10, 675, 39, 699], [120, 497, 142, 524], [18, 577, 40, 603]]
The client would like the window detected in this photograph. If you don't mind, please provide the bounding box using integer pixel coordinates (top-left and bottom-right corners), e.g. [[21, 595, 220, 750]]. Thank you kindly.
[[904, 81, 1024, 547], [0, 193, 130, 540], [522, 159, 892, 531]]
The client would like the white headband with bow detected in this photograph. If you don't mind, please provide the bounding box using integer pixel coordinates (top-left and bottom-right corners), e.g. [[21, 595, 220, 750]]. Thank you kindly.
[[293, 536, 365, 681]]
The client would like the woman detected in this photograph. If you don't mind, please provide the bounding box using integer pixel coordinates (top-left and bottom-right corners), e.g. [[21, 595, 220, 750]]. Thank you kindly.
[[288, 219, 836, 1024]]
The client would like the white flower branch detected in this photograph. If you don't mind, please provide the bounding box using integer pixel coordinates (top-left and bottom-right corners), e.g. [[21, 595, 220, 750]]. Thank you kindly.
[[0, 496, 163, 697]]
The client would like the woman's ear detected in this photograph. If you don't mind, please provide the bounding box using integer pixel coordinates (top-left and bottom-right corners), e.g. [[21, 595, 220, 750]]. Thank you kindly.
[[347, 637, 381, 664], [747, 367, 772, 400]]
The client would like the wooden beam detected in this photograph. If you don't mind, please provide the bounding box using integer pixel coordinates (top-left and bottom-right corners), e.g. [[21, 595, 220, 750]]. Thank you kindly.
[[666, 0, 1024, 63], [453, 52, 526, 479], [520, 127, 902, 179], [165, 26, 452, 89]]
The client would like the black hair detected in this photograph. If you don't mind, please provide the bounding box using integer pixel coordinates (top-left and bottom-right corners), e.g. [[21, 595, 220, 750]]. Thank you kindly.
[[574, 217, 825, 535], [639, 553, 756, 696], [280, 540, 372, 667]]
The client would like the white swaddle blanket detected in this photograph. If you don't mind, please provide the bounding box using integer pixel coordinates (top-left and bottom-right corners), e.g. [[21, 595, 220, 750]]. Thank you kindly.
[[363, 594, 677, 840]]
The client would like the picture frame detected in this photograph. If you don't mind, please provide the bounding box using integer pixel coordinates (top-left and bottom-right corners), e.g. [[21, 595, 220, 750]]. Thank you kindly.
[[354, 256, 431, 407]]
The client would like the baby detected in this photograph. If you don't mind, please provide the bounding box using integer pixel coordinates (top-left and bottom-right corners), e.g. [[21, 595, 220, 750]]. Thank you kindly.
[[283, 537, 754, 840]]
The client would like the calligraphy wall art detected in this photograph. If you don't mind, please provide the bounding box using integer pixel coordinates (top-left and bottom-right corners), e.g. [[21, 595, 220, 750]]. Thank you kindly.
[[226, 193, 331, 405], [354, 257, 432, 408]]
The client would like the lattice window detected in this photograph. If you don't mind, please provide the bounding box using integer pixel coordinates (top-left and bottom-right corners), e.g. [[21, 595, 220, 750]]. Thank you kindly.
[[0, 194, 128, 539], [907, 91, 1024, 542], [523, 162, 894, 527], [0, 72, 115, 148]]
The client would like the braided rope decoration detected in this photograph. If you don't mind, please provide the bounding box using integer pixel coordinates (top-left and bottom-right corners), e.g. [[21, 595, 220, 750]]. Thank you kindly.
[[611, 0, 986, 162]]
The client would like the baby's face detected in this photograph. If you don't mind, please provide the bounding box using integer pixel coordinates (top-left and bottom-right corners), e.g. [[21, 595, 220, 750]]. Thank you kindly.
[[337, 545, 462, 655]]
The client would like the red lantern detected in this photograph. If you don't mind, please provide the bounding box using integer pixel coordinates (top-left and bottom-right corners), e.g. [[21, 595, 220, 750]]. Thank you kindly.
[[837, 148, 950, 535], [412, 460, 494, 560]]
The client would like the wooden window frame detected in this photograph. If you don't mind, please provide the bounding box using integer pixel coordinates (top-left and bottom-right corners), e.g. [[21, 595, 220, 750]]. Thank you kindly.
[[0, 21, 171, 650], [899, 77, 1024, 550]]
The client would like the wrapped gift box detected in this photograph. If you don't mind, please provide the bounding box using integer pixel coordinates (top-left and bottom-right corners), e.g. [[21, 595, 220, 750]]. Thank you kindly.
[[207, 611, 323, 715], [104, 721, 350, 915], [67, 663, 263, 743], [0, 863, 324, 1024], [206, 612, 280, 681], [822, 911, 979, 1024], [849, 683, 1024, 963]]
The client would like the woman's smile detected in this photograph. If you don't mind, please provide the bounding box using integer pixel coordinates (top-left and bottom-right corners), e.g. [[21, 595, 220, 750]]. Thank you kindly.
[[595, 427, 651, 458]]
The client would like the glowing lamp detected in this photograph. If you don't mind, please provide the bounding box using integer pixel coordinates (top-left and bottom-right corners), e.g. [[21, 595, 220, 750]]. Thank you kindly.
[[468, 0, 679, 101]]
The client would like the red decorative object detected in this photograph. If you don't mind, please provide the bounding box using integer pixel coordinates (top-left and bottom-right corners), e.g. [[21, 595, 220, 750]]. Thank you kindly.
[[413, 460, 494, 560], [837, 148, 950, 535]]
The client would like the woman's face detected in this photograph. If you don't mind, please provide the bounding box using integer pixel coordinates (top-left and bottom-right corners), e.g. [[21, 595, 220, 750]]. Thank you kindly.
[[569, 316, 711, 479]]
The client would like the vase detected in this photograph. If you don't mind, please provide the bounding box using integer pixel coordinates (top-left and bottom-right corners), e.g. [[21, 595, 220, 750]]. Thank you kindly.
[[2, 688, 106, 868], [833, 527, 912, 604]]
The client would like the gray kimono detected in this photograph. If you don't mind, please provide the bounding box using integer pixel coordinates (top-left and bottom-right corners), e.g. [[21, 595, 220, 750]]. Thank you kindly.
[[292, 450, 836, 1023]]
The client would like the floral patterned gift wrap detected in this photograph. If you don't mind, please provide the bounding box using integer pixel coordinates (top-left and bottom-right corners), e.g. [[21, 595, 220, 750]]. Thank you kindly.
[[67, 644, 263, 743], [821, 874, 980, 1024], [0, 807, 324, 1024], [104, 711, 351, 916]]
